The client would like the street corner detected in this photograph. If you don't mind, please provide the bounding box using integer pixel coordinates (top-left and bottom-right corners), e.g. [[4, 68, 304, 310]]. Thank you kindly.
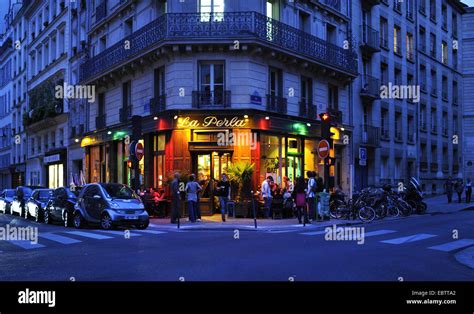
[[454, 246, 474, 269]]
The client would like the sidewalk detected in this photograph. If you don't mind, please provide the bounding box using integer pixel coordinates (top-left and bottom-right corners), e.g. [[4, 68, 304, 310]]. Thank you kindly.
[[149, 195, 474, 231]]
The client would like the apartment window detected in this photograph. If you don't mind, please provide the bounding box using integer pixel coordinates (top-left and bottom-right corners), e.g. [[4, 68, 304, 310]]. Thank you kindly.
[[394, 68, 402, 86], [453, 81, 458, 104], [98, 93, 105, 116], [154, 66, 165, 98], [268, 67, 283, 97], [442, 112, 448, 135], [453, 116, 458, 135], [406, 33, 414, 61], [453, 49, 458, 69], [442, 76, 448, 99], [59, 28, 65, 55], [266, 0, 280, 21], [328, 84, 339, 110], [441, 41, 448, 64], [408, 115, 414, 142], [300, 76, 313, 105], [442, 4, 447, 29], [430, 33, 436, 58], [199, 0, 225, 22], [420, 64, 426, 91], [124, 18, 133, 37], [420, 0, 427, 13], [419, 26, 426, 52], [31, 138, 35, 155], [431, 70, 437, 95], [199, 62, 225, 101], [430, 0, 436, 21], [381, 109, 388, 137], [406, 0, 414, 19], [380, 17, 389, 49], [381, 63, 388, 85], [431, 108, 437, 132], [99, 35, 106, 53], [299, 11, 310, 33], [452, 13, 458, 37], [393, 0, 401, 12], [394, 25, 401, 55], [123, 81, 131, 108], [395, 113, 402, 140]]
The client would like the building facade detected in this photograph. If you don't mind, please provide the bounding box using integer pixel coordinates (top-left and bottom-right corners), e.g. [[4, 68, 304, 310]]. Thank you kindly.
[[351, 0, 466, 194]]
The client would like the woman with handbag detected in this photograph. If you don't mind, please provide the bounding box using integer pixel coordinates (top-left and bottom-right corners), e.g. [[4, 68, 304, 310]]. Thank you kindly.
[[292, 176, 309, 224]]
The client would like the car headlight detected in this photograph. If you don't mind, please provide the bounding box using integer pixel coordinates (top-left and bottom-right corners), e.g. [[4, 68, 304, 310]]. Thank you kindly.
[[110, 202, 120, 209]]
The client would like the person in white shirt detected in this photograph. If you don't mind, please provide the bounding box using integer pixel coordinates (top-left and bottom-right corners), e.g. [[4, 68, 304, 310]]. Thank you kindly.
[[306, 171, 317, 221], [261, 176, 273, 218]]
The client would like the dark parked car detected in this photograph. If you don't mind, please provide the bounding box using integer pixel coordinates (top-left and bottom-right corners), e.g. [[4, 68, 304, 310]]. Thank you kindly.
[[73, 183, 149, 230], [44, 187, 79, 227], [25, 189, 53, 221], [10, 186, 43, 216], [0, 189, 16, 214]]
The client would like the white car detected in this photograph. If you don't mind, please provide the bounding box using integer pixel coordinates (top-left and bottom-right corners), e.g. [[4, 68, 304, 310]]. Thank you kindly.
[[0, 189, 16, 214], [10, 186, 42, 216], [25, 189, 53, 221]]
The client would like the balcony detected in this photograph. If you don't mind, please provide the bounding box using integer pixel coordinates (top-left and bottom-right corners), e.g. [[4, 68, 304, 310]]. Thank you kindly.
[[299, 101, 317, 119], [266, 95, 287, 114], [150, 95, 166, 115], [321, 0, 342, 11], [442, 163, 449, 173], [453, 164, 459, 173], [394, 131, 403, 142], [361, 124, 380, 147], [95, 1, 107, 24], [192, 90, 231, 108], [442, 127, 448, 137], [393, 0, 402, 12], [80, 12, 358, 82], [360, 25, 380, 55], [70, 124, 85, 138], [360, 75, 381, 102], [431, 163, 438, 172], [453, 96, 458, 106], [431, 125, 438, 135], [96, 114, 106, 130], [119, 105, 132, 123], [380, 128, 390, 141], [327, 108, 342, 124]]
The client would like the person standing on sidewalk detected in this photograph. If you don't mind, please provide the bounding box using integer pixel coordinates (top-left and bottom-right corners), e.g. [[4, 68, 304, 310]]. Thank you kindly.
[[293, 176, 309, 224], [216, 173, 231, 222], [306, 171, 317, 222], [171, 172, 181, 224], [444, 176, 454, 203], [185, 174, 201, 223], [261, 176, 273, 219], [466, 178, 472, 203], [455, 179, 464, 203]]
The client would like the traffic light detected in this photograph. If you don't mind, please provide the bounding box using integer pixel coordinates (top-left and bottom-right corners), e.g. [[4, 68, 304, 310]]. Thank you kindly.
[[319, 112, 331, 139], [325, 157, 336, 166]]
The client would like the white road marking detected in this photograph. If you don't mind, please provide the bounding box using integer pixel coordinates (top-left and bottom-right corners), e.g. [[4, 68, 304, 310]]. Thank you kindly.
[[93, 230, 142, 237], [428, 239, 474, 252], [364, 230, 397, 237], [8, 241, 45, 249], [380, 233, 437, 244], [133, 229, 167, 235], [299, 231, 327, 236], [63, 231, 113, 240], [39, 233, 82, 244]]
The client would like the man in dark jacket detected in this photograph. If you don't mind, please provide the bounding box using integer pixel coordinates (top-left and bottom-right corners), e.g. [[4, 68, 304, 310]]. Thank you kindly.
[[444, 176, 454, 203]]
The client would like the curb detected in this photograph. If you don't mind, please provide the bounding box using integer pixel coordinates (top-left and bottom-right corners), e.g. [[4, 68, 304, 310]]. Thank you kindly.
[[454, 246, 474, 269]]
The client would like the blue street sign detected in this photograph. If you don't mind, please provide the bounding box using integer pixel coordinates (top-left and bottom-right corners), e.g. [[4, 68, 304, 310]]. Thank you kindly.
[[359, 147, 367, 166]]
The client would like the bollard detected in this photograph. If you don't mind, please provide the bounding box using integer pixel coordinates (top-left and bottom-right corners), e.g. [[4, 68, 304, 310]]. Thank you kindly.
[[251, 191, 257, 229]]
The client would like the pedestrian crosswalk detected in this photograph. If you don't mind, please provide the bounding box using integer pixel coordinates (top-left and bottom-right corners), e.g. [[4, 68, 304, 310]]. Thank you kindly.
[[0, 228, 169, 252], [297, 228, 474, 253]]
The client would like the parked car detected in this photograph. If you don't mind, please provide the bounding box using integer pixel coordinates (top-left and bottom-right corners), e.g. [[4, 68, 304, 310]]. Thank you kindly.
[[44, 187, 79, 227], [10, 186, 43, 216], [0, 189, 16, 214], [25, 189, 53, 221], [73, 183, 149, 230]]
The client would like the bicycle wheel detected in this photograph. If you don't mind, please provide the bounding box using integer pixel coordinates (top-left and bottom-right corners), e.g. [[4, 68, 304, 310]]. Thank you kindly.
[[358, 206, 376, 223], [398, 199, 413, 216], [330, 200, 344, 219], [417, 201, 427, 214], [387, 205, 400, 217]]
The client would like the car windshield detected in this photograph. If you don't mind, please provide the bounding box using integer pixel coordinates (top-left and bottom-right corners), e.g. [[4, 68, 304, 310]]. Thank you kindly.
[[38, 190, 52, 200], [23, 188, 33, 197], [5, 190, 15, 197], [101, 184, 136, 200]]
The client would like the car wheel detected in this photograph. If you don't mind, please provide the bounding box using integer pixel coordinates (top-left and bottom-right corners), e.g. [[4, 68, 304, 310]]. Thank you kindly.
[[100, 213, 113, 230], [44, 210, 50, 224], [35, 207, 41, 223], [136, 220, 149, 230], [73, 212, 84, 229], [6, 204, 10, 215]]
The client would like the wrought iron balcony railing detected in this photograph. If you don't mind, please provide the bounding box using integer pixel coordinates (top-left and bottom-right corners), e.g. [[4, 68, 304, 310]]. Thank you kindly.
[[150, 95, 166, 114], [80, 12, 358, 82], [431, 163, 438, 172], [266, 94, 287, 114], [119, 105, 132, 123], [361, 124, 380, 147], [420, 160, 428, 171], [321, 0, 342, 11], [360, 25, 380, 53], [360, 74, 381, 100], [299, 101, 317, 119], [381, 128, 390, 140], [328, 107, 343, 124], [192, 90, 231, 108], [96, 114, 106, 130]]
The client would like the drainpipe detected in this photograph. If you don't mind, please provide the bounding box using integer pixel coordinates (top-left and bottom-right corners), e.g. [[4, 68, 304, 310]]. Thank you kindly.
[[348, 0, 354, 198], [415, 0, 420, 182]]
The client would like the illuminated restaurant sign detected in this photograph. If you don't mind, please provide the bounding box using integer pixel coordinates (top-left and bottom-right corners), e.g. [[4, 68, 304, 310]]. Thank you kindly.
[[177, 116, 249, 128]]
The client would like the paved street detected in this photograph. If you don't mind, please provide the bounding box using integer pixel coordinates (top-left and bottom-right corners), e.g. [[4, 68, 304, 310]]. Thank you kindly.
[[0, 205, 473, 281]]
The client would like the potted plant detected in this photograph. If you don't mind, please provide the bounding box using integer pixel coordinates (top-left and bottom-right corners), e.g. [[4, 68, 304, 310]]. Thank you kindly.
[[227, 162, 255, 218]]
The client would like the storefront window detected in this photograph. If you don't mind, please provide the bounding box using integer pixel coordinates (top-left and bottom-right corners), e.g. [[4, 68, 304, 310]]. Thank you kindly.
[[48, 164, 63, 188], [154, 134, 166, 188], [260, 134, 282, 185], [305, 139, 319, 176], [90, 146, 101, 183]]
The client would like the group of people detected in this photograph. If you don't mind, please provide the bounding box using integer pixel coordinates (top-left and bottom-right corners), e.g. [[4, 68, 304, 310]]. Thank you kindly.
[[170, 172, 231, 224], [261, 171, 325, 224], [444, 177, 472, 203]]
